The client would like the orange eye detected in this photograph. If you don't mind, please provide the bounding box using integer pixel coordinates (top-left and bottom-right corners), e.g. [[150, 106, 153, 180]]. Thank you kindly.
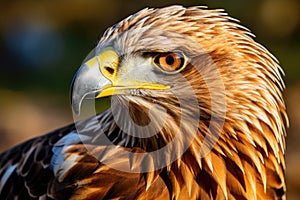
[[153, 52, 186, 73]]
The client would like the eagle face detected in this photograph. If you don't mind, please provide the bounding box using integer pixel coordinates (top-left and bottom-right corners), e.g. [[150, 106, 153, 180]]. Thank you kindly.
[[71, 15, 227, 159], [0, 5, 288, 200]]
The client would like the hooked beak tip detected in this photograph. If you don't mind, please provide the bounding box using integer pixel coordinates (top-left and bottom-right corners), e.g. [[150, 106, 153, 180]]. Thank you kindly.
[[70, 60, 105, 116]]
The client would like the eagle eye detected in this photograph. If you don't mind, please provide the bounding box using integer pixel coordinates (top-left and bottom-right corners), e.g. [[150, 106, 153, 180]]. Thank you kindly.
[[153, 52, 187, 74]]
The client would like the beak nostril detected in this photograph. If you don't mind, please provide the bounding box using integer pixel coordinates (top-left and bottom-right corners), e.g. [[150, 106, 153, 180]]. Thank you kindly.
[[104, 66, 115, 75]]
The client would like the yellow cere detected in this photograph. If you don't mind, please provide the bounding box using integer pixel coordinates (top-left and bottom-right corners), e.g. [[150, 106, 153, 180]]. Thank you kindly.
[[98, 48, 120, 83]]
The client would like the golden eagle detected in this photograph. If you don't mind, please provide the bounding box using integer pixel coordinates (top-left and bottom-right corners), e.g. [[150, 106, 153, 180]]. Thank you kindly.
[[0, 5, 288, 200]]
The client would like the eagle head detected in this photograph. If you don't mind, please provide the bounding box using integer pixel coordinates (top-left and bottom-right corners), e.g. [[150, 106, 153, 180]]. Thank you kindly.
[[70, 5, 288, 199]]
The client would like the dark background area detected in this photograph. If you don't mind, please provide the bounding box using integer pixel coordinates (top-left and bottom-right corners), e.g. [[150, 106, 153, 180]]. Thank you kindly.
[[0, 0, 299, 199]]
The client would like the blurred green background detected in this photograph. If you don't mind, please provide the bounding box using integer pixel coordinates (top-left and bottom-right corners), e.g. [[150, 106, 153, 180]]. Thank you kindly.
[[0, 0, 299, 199]]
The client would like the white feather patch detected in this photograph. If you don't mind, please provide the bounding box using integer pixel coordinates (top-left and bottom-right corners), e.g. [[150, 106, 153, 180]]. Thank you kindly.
[[50, 131, 91, 181]]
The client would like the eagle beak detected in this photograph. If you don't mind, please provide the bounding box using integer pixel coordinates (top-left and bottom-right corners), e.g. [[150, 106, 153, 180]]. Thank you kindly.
[[71, 56, 110, 116], [71, 48, 170, 116]]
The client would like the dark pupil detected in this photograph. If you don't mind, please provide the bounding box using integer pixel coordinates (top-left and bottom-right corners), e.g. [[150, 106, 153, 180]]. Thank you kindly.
[[165, 55, 175, 65]]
